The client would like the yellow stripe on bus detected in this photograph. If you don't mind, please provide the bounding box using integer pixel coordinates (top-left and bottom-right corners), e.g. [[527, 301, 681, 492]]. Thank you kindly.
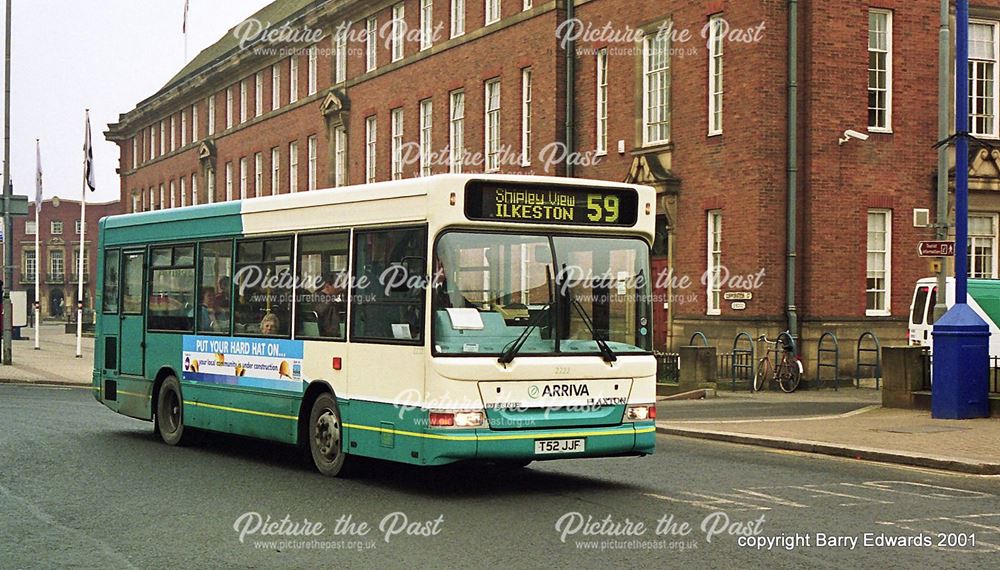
[[343, 422, 654, 442], [185, 400, 298, 421], [117, 390, 151, 399]]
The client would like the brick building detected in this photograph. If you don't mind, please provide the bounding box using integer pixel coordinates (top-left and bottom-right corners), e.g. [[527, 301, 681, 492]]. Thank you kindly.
[[106, 0, 1000, 365], [11, 197, 121, 319]]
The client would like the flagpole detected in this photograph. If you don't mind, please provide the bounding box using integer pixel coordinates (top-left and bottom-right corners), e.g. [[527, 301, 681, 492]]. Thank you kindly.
[[76, 111, 89, 358], [34, 139, 40, 350]]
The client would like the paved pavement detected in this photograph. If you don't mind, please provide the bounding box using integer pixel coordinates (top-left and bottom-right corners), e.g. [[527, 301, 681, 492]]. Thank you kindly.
[[0, 323, 93, 385], [3, 383, 999, 568], [657, 390, 1000, 475]]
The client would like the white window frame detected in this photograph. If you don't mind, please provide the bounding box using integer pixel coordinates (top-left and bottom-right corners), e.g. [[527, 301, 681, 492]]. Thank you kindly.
[[391, 108, 404, 180], [181, 111, 187, 147], [707, 211, 722, 316], [272, 64, 281, 110], [707, 15, 724, 136], [969, 213, 999, 278], [254, 152, 263, 197], [170, 115, 176, 151], [239, 157, 248, 199], [289, 140, 299, 193], [334, 126, 347, 187], [308, 46, 318, 95], [523, 0, 532, 9], [420, 99, 433, 176], [180, 177, 187, 207], [866, 209, 892, 316], [192, 103, 199, 142], [149, 126, 155, 160], [367, 17, 378, 72], [290, 56, 300, 103], [335, 31, 347, 84], [485, 0, 501, 26], [307, 135, 318, 190], [392, 4, 405, 63], [451, 0, 465, 38], [208, 95, 216, 135], [596, 48, 608, 155], [226, 86, 234, 129], [867, 9, 893, 133], [75, 219, 82, 235], [366, 116, 378, 183], [170, 180, 176, 208], [25, 220, 36, 235], [192, 173, 199, 205], [421, 0, 434, 51], [271, 146, 280, 195], [207, 167, 215, 204], [521, 68, 532, 166], [51, 220, 62, 235], [450, 90, 465, 173], [159, 184, 165, 209], [485, 78, 501, 172], [255, 71, 264, 117], [160, 120, 166, 154], [240, 79, 248, 123], [225, 162, 233, 201], [969, 20, 999, 138], [131, 137, 137, 169], [642, 31, 670, 146]]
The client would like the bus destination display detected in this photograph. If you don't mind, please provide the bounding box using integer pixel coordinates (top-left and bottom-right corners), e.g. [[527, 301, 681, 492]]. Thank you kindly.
[[465, 182, 639, 227]]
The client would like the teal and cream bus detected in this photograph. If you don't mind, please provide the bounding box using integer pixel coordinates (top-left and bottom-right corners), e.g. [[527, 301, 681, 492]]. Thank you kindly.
[[93, 174, 657, 476]]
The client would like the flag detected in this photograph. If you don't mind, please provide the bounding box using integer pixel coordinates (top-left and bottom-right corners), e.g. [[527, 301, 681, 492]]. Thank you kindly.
[[183, 0, 190, 33], [84, 110, 95, 191], [35, 140, 43, 212]]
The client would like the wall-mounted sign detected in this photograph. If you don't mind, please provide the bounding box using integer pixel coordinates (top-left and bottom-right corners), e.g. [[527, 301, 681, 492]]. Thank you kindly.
[[731, 302, 747, 311], [724, 292, 753, 301]]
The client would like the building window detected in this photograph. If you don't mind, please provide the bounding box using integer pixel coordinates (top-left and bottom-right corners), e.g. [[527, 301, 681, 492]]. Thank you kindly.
[[707, 211, 722, 315], [485, 0, 500, 25], [334, 126, 347, 187], [75, 219, 82, 234], [50, 249, 64, 278], [391, 108, 404, 180], [969, 21, 999, 137], [26, 220, 36, 235], [160, 120, 166, 154], [521, 68, 532, 166], [272, 64, 281, 110], [255, 71, 264, 117], [708, 14, 724, 136], [170, 180, 176, 208], [239, 157, 248, 199], [866, 210, 891, 316], [366, 17, 378, 72], [596, 48, 608, 155], [149, 187, 155, 210], [255, 152, 263, 197], [51, 220, 63, 235], [366, 116, 377, 183], [150, 126, 156, 160], [524, 0, 531, 9], [170, 115, 176, 151], [226, 86, 234, 129], [240, 79, 248, 123], [290, 55, 300, 103], [392, 4, 405, 62], [420, 99, 433, 176], [207, 167, 215, 204], [643, 30, 670, 145], [335, 31, 347, 84], [308, 46, 318, 95], [450, 90, 465, 173], [225, 162, 233, 201], [180, 177, 187, 207], [24, 249, 36, 281], [271, 146, 280, 195], [289, 140, 299, 192], [451, 0, 465, 38], [192, 103, 199, 142], [160, 184, 166, 209], [421, 0, 434, 50], [74, 248, 89, 282], [192, 173, 199, 205], [181, 111, 187, 147], [485, 78, 501, 172], [969, 214, 998, 278], [307, 135, 318, 190], [868, 9, 892, 132], [131, 137, 137, 169], [208, 95, 216, 135], [133, 191, 140, 213]]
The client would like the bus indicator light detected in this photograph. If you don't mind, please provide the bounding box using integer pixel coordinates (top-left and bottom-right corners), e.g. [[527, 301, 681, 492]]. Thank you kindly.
[[332, 357, 342, 371], [429, 412, 455, 427]]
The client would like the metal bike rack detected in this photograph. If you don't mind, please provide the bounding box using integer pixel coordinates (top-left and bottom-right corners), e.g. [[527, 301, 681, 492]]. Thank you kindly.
[[689, 331, 709, 347], [855, 332, 882, 389], [815, 332, 840, 391], [732, 332, 756, 391]]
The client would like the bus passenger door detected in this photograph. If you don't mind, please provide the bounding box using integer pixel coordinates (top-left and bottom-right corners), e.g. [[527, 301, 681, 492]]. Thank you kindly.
[[119, 250, 146, 377]]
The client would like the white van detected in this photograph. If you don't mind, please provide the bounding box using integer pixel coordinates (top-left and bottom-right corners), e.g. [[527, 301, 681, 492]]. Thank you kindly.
[[908, 277, 1000, 357]]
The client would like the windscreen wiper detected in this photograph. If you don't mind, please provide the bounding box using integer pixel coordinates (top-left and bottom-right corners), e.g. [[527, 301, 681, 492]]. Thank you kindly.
[[566, 295, 617, 363], [498, 302, 552, 365]]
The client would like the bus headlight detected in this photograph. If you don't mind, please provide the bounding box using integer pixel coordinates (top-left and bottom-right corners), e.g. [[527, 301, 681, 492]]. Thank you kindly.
[[429, 410, 487, 428], [625, 404, 656, 422]]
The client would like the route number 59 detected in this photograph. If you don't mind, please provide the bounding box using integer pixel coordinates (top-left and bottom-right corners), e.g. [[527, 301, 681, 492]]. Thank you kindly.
[[587, 194, 620, 223]]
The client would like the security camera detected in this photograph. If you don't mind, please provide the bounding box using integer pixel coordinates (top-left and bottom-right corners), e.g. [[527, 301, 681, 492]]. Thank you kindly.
[[838, 129, 870, 145]]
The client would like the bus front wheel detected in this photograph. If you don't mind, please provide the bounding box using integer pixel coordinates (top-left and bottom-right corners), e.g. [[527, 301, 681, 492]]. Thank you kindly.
[[156, 375, 187, 446], [309, 393, 349, 477]]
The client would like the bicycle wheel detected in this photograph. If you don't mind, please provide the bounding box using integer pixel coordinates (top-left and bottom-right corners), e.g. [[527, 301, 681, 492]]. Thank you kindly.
[[777, 355, 802, 393], [753, 358, 771, 392]]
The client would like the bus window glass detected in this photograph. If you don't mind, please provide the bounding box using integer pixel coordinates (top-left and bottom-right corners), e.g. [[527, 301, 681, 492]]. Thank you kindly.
[[198, 241, 232, 333], [148, 245, 196, 331], [122, 252, 144, 315], [233, 237, 292, 337], [103, 250, 120, 314], [351, 227, 427, 343], [296, 232, 350, 340], [911, 286, 929, 325]]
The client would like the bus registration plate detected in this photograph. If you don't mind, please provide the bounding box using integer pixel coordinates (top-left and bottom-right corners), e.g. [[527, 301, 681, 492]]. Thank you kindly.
[[534, 438, 585, 454]]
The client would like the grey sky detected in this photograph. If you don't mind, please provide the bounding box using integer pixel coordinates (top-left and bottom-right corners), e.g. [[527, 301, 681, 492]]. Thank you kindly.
[[2, 0, 271, 205]]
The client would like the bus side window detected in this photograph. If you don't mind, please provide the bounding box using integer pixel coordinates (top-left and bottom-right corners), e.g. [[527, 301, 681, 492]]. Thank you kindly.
[[927, 287, 938, 325], [103, 250, 120, 314], [233, 237, 292, 337], [147, 245, 196, 332], [295, 232, 350, 340], [351, 227, 427, 343], [197, 241, 233, 334]]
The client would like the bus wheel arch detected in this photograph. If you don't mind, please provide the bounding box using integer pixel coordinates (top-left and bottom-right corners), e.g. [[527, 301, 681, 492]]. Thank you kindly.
[[300, 381, 351, 477], [298, 381, 334, 448], [151, 367, 178, 426]]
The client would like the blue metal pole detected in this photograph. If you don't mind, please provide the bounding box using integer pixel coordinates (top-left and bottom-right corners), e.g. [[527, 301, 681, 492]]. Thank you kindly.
[[956, 0, 970, 304]]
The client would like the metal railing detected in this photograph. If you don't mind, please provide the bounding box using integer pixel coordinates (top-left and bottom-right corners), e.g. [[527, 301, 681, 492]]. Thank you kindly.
[[921, 352, 1000, 395], [655, 351, 680, 384]]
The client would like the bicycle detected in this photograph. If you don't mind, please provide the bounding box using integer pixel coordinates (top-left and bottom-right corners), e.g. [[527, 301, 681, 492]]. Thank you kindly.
[[752, 332, 803, 393]]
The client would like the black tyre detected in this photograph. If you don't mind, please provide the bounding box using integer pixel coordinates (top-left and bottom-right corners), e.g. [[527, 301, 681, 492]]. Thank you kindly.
[[156, 375, 187, 446], [777, 355, 802, 393], [753, 359, 771, 392], [308, 393, 350, 477]]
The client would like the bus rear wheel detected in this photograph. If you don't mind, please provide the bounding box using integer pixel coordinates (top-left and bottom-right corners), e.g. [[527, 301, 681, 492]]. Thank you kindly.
[[309, 393, 350, 477], [156, 375, 187, 446]]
